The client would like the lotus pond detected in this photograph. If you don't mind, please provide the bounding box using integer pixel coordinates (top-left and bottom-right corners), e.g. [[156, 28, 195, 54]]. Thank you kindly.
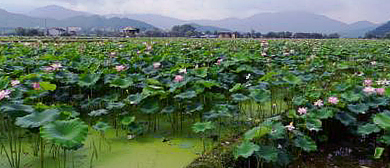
[[1, 38, 390, 168]]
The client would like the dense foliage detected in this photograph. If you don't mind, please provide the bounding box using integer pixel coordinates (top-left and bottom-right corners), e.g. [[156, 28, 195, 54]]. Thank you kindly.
[[1, 38, 390, 167]]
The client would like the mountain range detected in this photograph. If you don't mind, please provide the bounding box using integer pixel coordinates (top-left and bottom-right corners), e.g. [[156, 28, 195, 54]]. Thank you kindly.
[[0, 5, 385, 37], [0, 7, 154, 30]]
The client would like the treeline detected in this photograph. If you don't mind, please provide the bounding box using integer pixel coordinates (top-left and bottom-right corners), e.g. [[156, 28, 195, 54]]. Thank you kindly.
[[5, 24, 340, 39]]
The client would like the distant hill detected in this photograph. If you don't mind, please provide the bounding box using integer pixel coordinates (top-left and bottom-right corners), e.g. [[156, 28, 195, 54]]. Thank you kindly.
[[367, 21, 390, 37], [27, 5, 91, 20], [191, 11, 347, 33], [0, 8, 154, 30], [0, 8, 49, 27], [339, 21, 378, 38], [57, 15, 155, 30], [107, 14, 185, 29]]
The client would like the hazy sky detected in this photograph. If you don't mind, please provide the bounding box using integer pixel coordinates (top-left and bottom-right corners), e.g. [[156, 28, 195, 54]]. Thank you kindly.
[[1, 0, 389, 23]]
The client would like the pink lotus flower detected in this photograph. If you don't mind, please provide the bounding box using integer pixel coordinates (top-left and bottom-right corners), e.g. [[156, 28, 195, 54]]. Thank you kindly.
[[328, 97, 339, 105], [298, 107, 307, 115], [174, 75, 184, 82], [0, 90, 11, 100], [11, 80, 20, 87], [50, 63, 62, 71], [32, 82, 40, 90], [314, 99, 324, 107], [216, 59, 223, 65], [153, 62, 161, 69], [285, 122, 295, 131], [364, 79, 372, 86], [363, 87, 376, 95], [44, 66, 55, 72], [115, 65, 126, 72], [376, 88, 385, 95]]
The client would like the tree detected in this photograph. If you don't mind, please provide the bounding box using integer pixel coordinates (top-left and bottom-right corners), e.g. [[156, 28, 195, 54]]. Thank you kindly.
[[170, 24, 197, 37], [328, 33, 340, 39]]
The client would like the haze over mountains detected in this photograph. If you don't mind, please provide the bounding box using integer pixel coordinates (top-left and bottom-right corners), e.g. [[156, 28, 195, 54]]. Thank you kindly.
[[0, 5, 383, 37]]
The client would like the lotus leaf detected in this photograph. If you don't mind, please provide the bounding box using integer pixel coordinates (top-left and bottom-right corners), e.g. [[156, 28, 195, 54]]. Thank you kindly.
[[40, 119, 88, 149], [140, 101, 159, 114], [357, 123, 380, 135], [192, 122, 214, 133], [256, 145, 279, 162], [78, 73, 101, 87], [347, 104, 369, 114], [93, 121, 110, 132], [234, 141, 260, 159], [15, 109, 59, 128], [231, 93, 249, 102], [374, 113, 390, 130], [294, 136, 317, 152], [121, 116, 136, 126], [175, 91, 197, 99], [89, 109, 109, 117]]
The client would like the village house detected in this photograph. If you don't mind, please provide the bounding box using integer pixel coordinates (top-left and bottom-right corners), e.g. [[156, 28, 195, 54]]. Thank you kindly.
[[122, 27, 140, 37], [47, 27, 66, 36], [66, 27, 82, 36], [218, 31, 238, 38]]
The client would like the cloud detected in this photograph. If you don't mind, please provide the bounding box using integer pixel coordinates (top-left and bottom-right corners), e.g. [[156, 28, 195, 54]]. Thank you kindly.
[[1, 0, 390, 23]]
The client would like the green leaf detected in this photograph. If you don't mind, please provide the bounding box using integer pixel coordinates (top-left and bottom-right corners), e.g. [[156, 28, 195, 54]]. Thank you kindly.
[[256, 145, 278, 162], [0, 76, 9, 90], [374, 113, 390, 130], [93, 121, 110, 132], [78, 73, 101, 87], [380, 134, 390, 145], [374, 147, 384, 159], [40, 119, 88, 149], [121, 116, 136, 126], [106, 102, 125, 110], [357, 123, 380, 136], [40, 82, 57, 91], [161, 106, 175, 114], [283, 74, 302, 85], [341, 91, 361, 102], [306, 118, 322, 132], [313, 108, 334, 119], [109, 78, 133, 88], [288, 109, 298, 119], [194, 67, 208, 78], [192, 122, 214, 133], [1, 104, 35, 118], [140, 101, 160, 114], [234, 141, 260, 159], [292, 96, 308, 106], [249, 89, 271, 103], [127, 93, 144, 105], [232, 93, 249, 102], [335, 112, 356, 126], [368, 97, 388, 107], [15, 109, 59, 128], [175, 91, 197, 99], [229, 83, 244, 92], [196, 80, 219, 88], [88, 109, 108, 117], [294, 136, 317, 152], [347, 104, 369, 114]]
